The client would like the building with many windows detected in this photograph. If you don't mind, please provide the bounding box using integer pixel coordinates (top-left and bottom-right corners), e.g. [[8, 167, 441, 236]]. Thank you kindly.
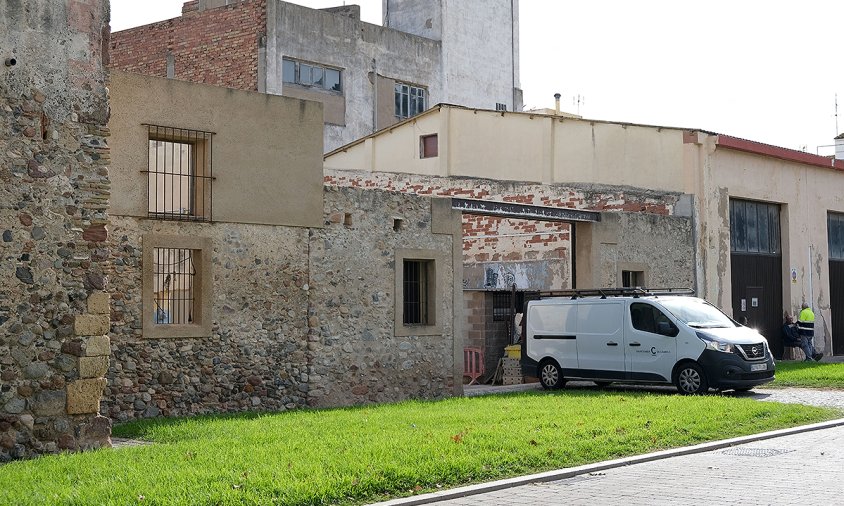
[[109, 0, 522, 152]]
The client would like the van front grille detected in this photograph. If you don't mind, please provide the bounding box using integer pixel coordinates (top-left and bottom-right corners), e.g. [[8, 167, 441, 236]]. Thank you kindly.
[[737, 343, 766, 360]]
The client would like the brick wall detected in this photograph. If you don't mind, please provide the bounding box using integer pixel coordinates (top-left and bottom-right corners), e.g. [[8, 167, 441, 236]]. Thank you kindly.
[[109, 0, 265, 92], [324, 171, 678, 271]]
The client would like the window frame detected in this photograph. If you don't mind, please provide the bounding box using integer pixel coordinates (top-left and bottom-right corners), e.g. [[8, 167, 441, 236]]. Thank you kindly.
[[394, 82, 427, 120], [395, 248, 446, 336], [282, 57, 343, 93], [145, 124, 214, 222], [142, 234, 213, 339], [420, 134, 438, 159]]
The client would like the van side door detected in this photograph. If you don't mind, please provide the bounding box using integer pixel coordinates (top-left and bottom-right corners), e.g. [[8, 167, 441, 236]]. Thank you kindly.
[[626, 302, 678, 382], [575, 302, 625, 378]]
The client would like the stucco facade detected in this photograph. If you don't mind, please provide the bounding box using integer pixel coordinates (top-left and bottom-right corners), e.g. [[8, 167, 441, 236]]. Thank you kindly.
[[110, 0, 522, 152]]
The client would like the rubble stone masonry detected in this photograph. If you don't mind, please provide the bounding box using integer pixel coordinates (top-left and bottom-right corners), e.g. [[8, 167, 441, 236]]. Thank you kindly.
[[104, 186, 457, 420], [1, 0, 112, 460]]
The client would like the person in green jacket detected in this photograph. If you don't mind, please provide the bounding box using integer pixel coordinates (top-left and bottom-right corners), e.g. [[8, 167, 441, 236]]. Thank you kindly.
[[797, 303, 822, 361]]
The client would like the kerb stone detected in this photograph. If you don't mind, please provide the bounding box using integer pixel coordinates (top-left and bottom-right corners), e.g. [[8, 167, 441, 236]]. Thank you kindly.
[[74, 314, 109, 336], [79, 356, 109, 378], [66, 378, 107, 415]]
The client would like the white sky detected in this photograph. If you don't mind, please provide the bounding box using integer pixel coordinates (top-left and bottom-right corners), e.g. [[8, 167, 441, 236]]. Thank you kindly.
[[111, 0, 844, 155]]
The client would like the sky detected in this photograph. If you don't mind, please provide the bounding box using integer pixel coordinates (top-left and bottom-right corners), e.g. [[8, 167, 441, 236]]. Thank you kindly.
[[110, 0, 844, 155]]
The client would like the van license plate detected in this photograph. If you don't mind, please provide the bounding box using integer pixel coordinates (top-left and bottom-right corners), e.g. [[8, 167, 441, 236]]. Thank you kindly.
[[750, 364, 767, 372]]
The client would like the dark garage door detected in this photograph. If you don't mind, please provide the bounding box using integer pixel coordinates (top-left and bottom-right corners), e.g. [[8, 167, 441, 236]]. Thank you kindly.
[[730, 199, 784, 357]]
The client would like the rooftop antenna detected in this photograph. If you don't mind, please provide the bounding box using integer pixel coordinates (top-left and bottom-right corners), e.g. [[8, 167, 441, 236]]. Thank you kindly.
[[836, 93, 839, 136], [573, 94, 585, 115]]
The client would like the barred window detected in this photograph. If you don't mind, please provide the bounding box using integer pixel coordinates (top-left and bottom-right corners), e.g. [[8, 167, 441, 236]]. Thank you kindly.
[[152, 248, 195, 325], [143, 235, 212, 339], [403, 259, 432, 325], [146, 125, 213, 221], [395, 82, 426, 119]]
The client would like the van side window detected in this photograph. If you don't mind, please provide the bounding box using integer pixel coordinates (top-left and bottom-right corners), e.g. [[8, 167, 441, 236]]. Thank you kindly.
[[630, 303, 678, 336]]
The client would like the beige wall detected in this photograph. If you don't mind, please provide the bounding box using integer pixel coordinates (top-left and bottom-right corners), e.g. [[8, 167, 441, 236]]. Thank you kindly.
[[282, 84, 346, 126], [325, 106, 690, 192], [109, 70, 324, 227], [693, 137, 844, 351]]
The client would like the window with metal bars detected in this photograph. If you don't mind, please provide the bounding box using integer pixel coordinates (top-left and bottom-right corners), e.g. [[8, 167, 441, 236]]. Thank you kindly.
[[394, 82, 427, 120], [152, 247, 196, 325], [403, 259, 431, 325], [146, 124, 213, 221]]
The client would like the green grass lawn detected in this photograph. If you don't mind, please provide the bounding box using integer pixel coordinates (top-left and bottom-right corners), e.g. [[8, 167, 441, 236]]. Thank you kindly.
[[771, 360, 844, 388], [0, 390, 837, 506]]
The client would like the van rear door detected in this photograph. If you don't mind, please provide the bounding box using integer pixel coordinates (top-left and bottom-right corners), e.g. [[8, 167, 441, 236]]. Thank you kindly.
[[526, 301, 578, 370], [575, 302, 625, 377]]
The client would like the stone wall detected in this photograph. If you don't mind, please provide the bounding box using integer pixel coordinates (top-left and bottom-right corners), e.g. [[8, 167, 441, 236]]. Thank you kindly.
[[1, 0, 112, 460], [104, 217, 310, 422], [307, 187, 458, 407], [104, 186, 461, 420]]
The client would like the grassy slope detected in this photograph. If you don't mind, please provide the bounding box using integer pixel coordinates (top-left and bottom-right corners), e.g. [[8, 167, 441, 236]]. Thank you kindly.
[[0, 390, 837, 506]]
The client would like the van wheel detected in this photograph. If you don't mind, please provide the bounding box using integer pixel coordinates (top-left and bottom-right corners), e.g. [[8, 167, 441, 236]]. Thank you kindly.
[[539, 360, 565, 390], [674, 362, 708, 395]]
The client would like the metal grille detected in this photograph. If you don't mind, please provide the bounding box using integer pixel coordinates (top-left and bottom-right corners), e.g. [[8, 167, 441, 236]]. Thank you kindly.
[[403, 260, 429, 325], [722, 447, 794, 458], [492, 292, 512, 322], [737, 343, 766, 360], [146, 124, 213, 221], [152, 248, 196, 325]]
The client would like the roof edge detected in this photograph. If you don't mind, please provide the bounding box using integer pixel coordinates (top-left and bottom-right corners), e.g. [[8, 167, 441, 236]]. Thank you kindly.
[[715, 134, 844, 170]]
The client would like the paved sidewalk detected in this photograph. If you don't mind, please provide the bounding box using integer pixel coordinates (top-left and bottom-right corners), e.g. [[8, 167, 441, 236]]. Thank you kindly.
[[432, 424, 844, 505]]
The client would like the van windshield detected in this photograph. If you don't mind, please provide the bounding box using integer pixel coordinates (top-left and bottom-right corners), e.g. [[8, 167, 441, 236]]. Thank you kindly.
[[658, 298, 737, 329]]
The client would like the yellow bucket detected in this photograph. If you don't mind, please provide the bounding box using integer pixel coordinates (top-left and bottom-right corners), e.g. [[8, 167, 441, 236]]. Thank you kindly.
[[504, 344, 521, 359]]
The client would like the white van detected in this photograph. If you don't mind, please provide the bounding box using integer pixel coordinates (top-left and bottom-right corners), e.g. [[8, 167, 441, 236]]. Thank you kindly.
[[523, 289, 775, 394]]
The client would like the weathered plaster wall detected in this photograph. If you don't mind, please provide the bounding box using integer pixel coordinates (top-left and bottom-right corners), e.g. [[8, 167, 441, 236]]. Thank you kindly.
[[307, 187, 461, 407], [384, 0, 521, 111], [266, 1, 443, 152], [104, 217, 310, 421], [325, 169, 682, 292], [1, 0, 112, 460], [698, 141, 844, 353]]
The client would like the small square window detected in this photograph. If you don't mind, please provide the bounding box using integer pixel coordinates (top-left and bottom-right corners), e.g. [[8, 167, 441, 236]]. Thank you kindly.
[[496, 103, 507, 111], [622, 270, 645, 288], [420, 134, 438, 158]]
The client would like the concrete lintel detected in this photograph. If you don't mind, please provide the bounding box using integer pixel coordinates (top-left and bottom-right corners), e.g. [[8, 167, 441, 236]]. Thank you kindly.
[[451, 198, 600, 223]]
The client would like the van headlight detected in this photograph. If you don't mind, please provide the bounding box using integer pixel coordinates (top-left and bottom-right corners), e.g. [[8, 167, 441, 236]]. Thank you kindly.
[[696, 331, 734, 353]]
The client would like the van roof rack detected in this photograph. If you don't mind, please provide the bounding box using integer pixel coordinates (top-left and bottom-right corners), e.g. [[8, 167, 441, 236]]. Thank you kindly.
[[538, 287, 695, 300]]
